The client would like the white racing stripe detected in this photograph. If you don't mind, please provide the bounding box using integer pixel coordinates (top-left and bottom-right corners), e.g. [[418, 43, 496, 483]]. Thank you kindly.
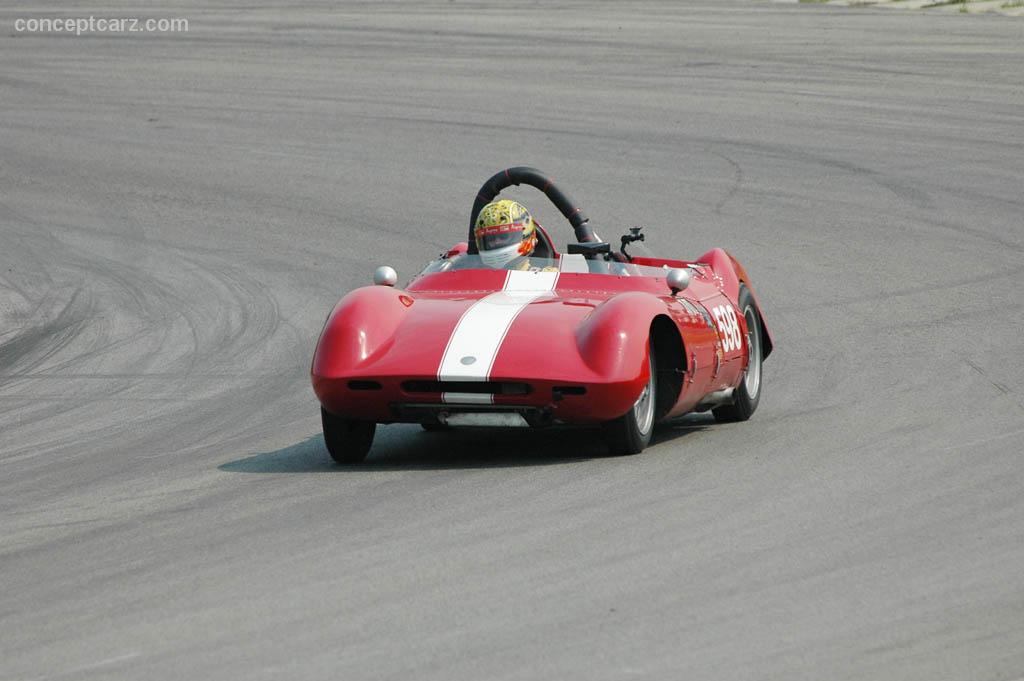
[[438, 270, 558, 404]]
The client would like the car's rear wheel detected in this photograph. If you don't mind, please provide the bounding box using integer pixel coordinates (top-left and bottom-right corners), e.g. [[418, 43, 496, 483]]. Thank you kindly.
[[602, 344, 657, 455], [321, 407, 375, 464], [713, 285, 763, 423]]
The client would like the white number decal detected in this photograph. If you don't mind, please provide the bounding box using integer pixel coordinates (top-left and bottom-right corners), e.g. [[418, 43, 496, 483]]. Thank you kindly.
[[726, 305, 741, 352], [712, 304, 742, 353]]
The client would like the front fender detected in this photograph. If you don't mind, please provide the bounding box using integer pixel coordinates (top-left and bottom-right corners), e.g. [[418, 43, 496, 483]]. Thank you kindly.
[[312, 285, 412, 379], [574, 292, 664, 381]]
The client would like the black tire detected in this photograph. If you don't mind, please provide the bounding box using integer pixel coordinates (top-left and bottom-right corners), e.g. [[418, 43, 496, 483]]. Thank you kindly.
[[602, 344, 657, 455], [713, 285, 763, 423], [321, 407, 375, 464]]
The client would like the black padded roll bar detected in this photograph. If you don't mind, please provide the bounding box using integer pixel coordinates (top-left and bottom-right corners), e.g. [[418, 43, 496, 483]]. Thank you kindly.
[[467, 167, 598, 253]]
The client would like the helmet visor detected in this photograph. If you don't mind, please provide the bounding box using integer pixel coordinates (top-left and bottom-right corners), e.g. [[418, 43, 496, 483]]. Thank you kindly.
[[475, 222, 527, 252]]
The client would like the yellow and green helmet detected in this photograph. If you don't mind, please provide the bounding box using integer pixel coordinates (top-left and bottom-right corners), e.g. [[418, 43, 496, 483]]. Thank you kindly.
[[473, 199, 538, 268]]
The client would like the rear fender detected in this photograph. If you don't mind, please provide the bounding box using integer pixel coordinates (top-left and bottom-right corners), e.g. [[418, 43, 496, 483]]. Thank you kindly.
[[697, 247, 773, 359]]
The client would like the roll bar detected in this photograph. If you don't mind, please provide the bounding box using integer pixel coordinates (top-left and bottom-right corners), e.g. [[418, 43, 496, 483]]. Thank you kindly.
[[467, 167, 599, 253]]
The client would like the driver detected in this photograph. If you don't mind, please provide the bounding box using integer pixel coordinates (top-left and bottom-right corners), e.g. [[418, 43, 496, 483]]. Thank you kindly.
[[474, 199, 555, 271]]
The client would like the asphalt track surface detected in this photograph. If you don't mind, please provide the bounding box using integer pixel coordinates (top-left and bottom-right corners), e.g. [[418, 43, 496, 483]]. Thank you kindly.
[[2, 2, 1024, 679]]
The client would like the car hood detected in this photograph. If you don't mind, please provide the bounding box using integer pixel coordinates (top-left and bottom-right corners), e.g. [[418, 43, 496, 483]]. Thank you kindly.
[[313, 268, 668, 384]]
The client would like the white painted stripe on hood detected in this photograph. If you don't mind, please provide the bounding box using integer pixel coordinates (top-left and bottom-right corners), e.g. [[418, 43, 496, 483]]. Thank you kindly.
[[437, 269, 559, 385]]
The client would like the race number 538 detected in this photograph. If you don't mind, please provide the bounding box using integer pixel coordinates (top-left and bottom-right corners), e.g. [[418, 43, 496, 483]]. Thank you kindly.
[[712, 304, 742, 352]]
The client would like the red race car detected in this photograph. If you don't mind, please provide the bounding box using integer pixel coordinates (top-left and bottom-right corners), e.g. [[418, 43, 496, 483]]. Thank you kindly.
[[312, 167, 773, 463]]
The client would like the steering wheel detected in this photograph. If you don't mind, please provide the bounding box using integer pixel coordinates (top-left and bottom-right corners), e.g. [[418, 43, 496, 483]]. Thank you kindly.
[[467, 167, 600, 254]]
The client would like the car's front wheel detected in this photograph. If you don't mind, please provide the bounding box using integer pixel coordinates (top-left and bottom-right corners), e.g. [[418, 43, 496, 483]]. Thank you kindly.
[[321, 407, 375, 464], [602, 345, 657, 455]]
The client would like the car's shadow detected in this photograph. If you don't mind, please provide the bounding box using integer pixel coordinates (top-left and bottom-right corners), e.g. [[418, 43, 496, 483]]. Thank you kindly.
[[219, 414, 713, 473]]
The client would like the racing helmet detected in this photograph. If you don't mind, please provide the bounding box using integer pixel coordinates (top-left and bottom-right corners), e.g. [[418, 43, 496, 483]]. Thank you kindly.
[[474, 199, 538, 268]]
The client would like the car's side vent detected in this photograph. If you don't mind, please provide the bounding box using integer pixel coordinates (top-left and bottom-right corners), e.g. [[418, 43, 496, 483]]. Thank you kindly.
[[348, 380, 383, 390], [402, 381, 531, 396]]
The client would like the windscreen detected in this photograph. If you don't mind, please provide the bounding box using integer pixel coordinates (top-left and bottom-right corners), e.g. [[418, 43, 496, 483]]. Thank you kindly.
[[418, 253, 671, 278]]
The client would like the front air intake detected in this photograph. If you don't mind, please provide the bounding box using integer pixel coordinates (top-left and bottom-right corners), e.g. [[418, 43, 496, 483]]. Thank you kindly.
[[348, 380, 382, 391]]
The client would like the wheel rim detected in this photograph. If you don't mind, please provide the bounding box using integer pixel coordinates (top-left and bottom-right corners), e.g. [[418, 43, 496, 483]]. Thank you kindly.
[[743, 305, 762, 398], [633, 351, 656, 435]]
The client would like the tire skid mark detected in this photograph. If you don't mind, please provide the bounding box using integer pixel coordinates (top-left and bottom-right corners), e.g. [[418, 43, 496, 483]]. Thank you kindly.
[[964, 357, 1023, 412], [917, 215, 1024, 257], [709, 149, 744, 216], [719, 138, 936, 210], [775, 265, 1024, 313], [0, 221, 307, 468], [0, 288, 92, 378]]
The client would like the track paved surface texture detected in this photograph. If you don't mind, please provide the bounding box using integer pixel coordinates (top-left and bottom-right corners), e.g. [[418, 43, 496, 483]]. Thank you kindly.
[[2, 2, 1023, 679]]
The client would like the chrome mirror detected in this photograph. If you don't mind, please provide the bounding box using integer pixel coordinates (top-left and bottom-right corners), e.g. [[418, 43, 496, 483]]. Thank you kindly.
[[373, 265, 398, 287], [667, 268, 690, 295]]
